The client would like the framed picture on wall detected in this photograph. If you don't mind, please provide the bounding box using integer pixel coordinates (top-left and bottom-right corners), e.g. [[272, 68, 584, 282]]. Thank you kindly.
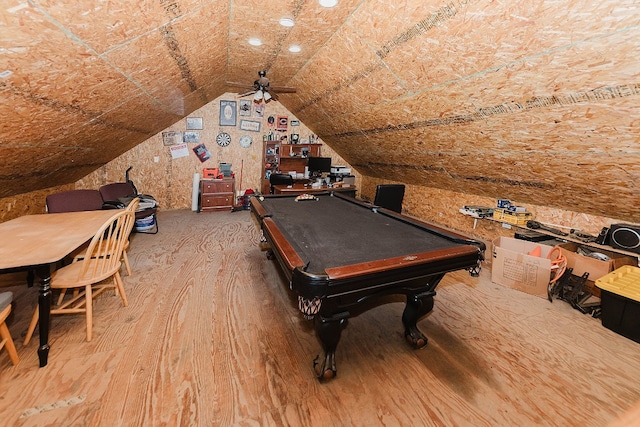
[[183, 131, 200, 143], [240, 119, 261, 132], [162, 130, 182, 146], [186, 117, 203, 130], [253, 103, 265, 118], [219, 100, 237, 126], [239, 100, 251, 116], [276, 115, 288, 131]]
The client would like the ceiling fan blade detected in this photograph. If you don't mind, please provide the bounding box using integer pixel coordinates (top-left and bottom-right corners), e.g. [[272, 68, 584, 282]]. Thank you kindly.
[[238, 90, 257, 97], [226, 81, 253, 89], [270, 86, 296, 93]]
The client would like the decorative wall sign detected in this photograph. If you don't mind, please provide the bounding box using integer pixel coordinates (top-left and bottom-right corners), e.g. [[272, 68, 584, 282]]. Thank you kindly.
[[290, 133, 300, 144], [239, 100, 251, 116], [162, 130, 182, 146], [276, 115, 288, 131], [240, 119, 261, 132], [219, 100, 237, 126], [186, 117, 203, 130], [183, 131, 200, 143], [193, 143, 211, 162], [290, 120, 300, 126], [253, 103, 265, 118]]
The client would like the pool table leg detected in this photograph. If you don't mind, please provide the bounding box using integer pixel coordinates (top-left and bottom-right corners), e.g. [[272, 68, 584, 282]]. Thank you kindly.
[[313, 313, 348, 381], [402, 291, 435, 349]]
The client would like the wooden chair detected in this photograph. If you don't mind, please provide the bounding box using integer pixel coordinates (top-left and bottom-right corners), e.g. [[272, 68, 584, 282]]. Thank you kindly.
[[23, 189, 115, 288], [374, 184, 406, 213], [72, 198, 139, 277], [24, 209, 136, 344], [0, 292, 19, 366]]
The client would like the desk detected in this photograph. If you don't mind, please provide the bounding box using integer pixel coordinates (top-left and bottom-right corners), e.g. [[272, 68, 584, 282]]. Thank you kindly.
[[273, 183, 357, 198], [251, 193, 485, 381], [0, 210, 118, 367]]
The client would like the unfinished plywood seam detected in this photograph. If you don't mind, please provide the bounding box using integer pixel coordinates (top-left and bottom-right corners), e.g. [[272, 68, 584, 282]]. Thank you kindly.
[[262, 0, 305, 73], [301, 12, 638, 117], [433, 24, 640, 91], [331, 82, 640, 138], [374, 0, 475, 60], [354, 162, 551, 189], [0, 81, 150, 135], [295, 0, 477, 113], [159, 24, 199, 93], [287, 0, 368, 83], [25, 1, 184, 114]]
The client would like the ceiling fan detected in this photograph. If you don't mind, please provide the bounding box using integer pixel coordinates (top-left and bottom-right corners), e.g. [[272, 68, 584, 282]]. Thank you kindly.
[[227, 71, 296, 102]]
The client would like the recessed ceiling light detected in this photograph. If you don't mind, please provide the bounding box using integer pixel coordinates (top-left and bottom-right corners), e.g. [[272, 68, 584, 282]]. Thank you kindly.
[[319, 0, 338, 7], [289, 45, 301, 53], [248, 38, 262, 46], [279, 18, 295, 27]]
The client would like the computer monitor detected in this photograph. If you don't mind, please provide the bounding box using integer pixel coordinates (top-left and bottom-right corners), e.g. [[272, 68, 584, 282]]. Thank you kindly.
[[307, 156, 332, 177]]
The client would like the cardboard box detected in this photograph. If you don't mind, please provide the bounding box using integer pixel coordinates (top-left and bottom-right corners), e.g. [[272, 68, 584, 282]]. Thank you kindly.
[[491, 237, 553, 298], [559, 242, 638, 297]]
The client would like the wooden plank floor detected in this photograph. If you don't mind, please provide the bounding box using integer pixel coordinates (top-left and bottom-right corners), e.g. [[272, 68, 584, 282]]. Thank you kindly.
[[1, 209, 639, 426]]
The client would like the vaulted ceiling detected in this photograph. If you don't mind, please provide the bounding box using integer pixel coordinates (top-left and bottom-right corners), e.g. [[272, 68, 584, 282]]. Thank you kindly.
[[1, 0, 639, 221]]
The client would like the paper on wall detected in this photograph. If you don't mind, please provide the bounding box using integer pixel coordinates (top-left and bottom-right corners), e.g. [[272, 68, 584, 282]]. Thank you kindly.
[[170, 143, 189, 159]]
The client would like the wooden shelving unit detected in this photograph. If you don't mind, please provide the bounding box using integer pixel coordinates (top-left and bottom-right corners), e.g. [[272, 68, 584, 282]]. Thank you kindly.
[[460, 210, 640, 260], [261, 142, 321, 194]]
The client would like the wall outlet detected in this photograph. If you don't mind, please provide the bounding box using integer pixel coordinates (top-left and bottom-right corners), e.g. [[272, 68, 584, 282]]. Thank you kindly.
[[154, 156, 159, 163]]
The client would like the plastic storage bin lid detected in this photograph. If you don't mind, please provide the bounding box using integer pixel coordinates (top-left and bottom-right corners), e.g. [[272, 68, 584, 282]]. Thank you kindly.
[[595, 265, 640, 302]]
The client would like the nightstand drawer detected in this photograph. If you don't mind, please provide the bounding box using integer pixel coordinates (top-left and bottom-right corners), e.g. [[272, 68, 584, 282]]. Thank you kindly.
[[202, 181, 234, 194], [201, 194, 234, 208]]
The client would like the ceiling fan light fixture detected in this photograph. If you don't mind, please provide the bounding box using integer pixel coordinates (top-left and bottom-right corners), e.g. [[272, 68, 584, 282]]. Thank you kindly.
[[263, 91, 272, 101], [279, 18, 295, 27], [319, 0, 338, 7], [248, 38, 262, 46], [254, 90, 263, 101], [289, 45, 301, 53]]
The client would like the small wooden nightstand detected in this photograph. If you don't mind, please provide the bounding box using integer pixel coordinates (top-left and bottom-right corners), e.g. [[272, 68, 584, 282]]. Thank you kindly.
[[199, 178, 235, 212]]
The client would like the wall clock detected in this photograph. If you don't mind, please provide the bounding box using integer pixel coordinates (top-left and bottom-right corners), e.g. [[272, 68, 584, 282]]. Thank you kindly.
[[216, 132, 231, 147], [239, 135, 252, 148]]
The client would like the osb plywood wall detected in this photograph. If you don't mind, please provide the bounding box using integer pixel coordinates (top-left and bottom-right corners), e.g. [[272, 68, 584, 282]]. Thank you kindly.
[[360, 177, 617, 244], [77, 95, 356, 210], [1, 0, 638, 229], [286, 0, 640, 224]]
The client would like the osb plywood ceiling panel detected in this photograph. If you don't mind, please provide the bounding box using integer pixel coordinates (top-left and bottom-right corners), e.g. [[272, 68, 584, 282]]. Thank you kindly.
[[0, 0, 638, 221]]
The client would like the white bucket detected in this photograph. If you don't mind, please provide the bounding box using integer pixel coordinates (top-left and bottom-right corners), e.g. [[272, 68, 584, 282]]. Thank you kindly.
[[135, 215, 156, 232]]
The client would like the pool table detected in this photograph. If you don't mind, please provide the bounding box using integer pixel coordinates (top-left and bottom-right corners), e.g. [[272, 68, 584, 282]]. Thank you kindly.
[[251, 192, 486, 381]]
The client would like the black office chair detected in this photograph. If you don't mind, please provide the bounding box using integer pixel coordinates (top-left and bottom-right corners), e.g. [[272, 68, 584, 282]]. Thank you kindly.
[[374, 184, 405, 213], [269, 173, 294, 194]]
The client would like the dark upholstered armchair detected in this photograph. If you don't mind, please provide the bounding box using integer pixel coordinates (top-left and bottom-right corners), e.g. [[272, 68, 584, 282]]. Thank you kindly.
[[269, 173, 294, 194], [99, 182, 158, 234], [46, 189, 107, 213], [374, 184, 405, 213]]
